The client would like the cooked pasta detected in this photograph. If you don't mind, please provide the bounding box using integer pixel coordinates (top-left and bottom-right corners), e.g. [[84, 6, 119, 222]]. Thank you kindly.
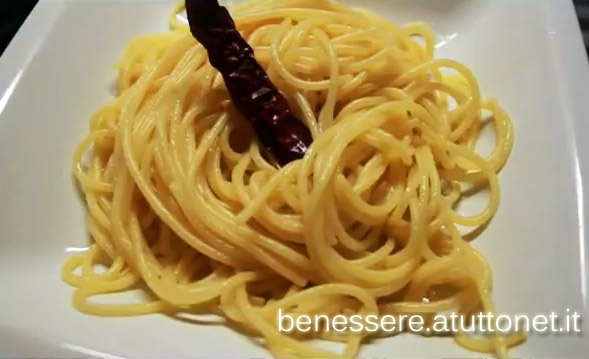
[[64, 0, 520, 357]]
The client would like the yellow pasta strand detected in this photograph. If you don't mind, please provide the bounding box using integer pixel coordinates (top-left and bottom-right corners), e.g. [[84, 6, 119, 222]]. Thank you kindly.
[[64, 1, 517, 357]]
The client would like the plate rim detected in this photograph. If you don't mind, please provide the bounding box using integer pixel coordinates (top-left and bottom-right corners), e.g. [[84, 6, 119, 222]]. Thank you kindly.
[[0, 0, 588, 356]]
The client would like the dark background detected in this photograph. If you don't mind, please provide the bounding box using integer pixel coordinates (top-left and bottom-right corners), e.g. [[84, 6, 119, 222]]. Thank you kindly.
[[1, 0, 588, 57], [578, 0, 589, 53], [0, 1, 38, 56]]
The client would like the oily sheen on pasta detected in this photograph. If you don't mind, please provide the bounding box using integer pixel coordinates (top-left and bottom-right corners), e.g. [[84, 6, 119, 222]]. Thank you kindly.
[[65, 0, 519, 357]]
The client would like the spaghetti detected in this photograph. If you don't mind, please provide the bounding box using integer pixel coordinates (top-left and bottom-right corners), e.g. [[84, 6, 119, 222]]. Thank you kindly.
[[65, 0, 521, 357]]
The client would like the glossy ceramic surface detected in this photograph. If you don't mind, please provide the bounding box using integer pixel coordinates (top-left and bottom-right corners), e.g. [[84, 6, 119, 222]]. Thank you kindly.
[[0, 0, 588, 358]]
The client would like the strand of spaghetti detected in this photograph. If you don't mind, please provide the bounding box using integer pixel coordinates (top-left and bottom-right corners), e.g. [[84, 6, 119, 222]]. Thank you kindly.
[[65, 1, 516, 357]]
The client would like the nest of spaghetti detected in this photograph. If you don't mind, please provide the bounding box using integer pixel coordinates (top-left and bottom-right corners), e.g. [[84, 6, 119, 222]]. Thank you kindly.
[[66, 0, 518, 357]]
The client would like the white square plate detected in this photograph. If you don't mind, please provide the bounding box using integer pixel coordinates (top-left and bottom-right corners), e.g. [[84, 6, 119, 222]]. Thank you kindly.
[[1, 0, 588, 358]]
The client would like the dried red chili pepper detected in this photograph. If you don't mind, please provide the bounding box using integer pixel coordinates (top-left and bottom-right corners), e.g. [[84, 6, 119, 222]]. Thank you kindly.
[[185, 0, 313, 165]]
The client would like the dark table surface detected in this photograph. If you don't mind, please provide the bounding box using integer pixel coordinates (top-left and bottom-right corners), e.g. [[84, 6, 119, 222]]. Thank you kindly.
[[577, 0, 589, 52], [1, 0, 588, 57], [0, 1, 38, 57]]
